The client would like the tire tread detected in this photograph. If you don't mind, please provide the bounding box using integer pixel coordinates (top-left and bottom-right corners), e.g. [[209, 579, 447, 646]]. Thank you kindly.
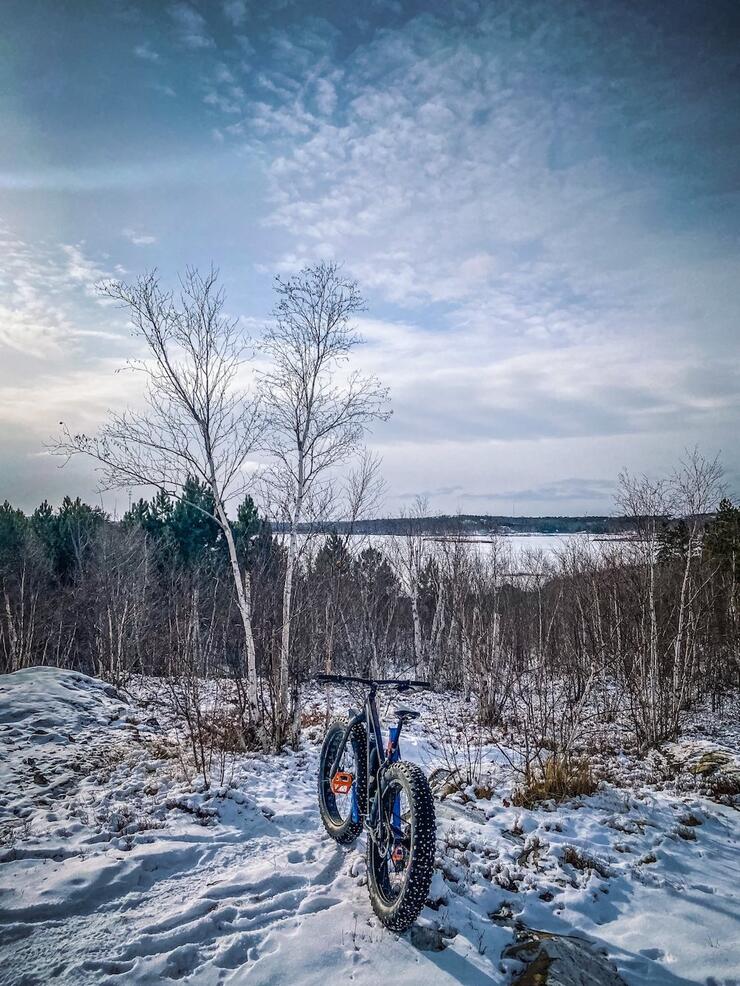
[[317, 718, 367, 846], [367, 760, 436, 932]]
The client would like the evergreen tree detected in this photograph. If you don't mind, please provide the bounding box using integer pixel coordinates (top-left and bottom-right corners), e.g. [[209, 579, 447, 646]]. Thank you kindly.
[[314, 531, 351, 577], [233, 494, 265, 569], [0, 500, 28, 569], [168, 476, 221, 565], [123, 489, 173, 540], [657, 519, 690, 563], [704, 497, 740, 581], [31, 497, 105, 581]]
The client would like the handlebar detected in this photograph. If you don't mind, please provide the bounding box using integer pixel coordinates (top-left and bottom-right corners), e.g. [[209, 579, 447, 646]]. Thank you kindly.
[[313, 673, 432, 691]]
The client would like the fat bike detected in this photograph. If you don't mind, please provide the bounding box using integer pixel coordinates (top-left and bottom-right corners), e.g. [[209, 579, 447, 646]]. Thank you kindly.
[[315, 673, 436, 932]]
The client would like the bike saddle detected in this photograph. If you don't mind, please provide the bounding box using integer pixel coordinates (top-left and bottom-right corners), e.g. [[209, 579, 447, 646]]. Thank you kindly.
[[394, 705, 420, 723]]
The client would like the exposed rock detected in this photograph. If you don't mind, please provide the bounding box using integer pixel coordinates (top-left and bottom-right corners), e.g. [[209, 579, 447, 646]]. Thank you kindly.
[[409, 916, 459, 952], [694, 751, 733, 775], [409, 923, 447, 951], [505, 929, 628, 986]]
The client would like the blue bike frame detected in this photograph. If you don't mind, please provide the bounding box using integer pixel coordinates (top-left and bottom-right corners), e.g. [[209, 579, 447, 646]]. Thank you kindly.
[[324, 677, 415, 846]]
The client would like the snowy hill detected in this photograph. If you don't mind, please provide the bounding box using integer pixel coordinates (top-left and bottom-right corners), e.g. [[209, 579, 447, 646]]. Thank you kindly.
[[0, 668, 738, 985]]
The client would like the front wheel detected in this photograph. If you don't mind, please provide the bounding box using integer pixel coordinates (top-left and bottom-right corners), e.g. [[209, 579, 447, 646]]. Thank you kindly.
[[367, 760, 436, 932], [318, 718, 367, 845]]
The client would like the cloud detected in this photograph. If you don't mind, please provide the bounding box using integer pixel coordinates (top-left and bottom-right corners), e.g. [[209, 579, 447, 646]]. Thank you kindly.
[[223, 0, 247, 28], [151, 82, 177, 98], [398, 485, 464, 500], [251, 5, 740, 353], [0, 360, 136, 430], [122, 228, 157, 246], [60, 244, 108, 294], [234, 3, 740, 511], [203, 87, 244, 114], [0, 228, 127, 360], [3, 2, 739, 514], [352, 316, 739, 448], [202, 61, 246, 115], [461, 478, 617, 504], [0, 303, 74, 359], [133, 43, 159, 62], [168, 2, 215, 49]]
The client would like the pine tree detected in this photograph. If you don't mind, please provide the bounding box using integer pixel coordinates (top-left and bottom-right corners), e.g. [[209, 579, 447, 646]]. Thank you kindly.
[[314, 531, 351, 578], [657, 519, 690, 563], [168, 476, 221, 565], [31, 497, 105, 581], [704, 497, 740, 581], [233, 494, 266, 569], [0, 501, 28, 569]]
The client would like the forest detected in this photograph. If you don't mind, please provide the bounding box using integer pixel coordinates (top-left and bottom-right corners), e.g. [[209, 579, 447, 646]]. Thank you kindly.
[[1, 466, 738, 781]]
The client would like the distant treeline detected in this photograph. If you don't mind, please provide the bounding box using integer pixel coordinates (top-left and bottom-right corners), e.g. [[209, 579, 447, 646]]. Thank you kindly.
[[289, 514, 639, 536], [1, 479, 738, 754]]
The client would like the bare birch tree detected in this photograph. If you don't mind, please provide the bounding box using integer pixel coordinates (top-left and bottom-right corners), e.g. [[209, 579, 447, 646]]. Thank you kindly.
[[260, 262, 390, 743], [616, 448, 724, 746], [52, 268, 263, 719], [391, 496, 430, 675]]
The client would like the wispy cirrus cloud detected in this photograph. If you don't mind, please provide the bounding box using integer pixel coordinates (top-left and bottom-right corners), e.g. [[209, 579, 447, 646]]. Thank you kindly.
[[133, 42, 159, 62], [222, 0, 247, 28], [122, 228, 157, 246], [0, 227, 127, 359], [168, 2, 215, 50]]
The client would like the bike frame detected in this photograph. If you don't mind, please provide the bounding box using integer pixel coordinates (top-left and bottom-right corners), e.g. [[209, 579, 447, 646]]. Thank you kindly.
[[318, 674, 427, 846]]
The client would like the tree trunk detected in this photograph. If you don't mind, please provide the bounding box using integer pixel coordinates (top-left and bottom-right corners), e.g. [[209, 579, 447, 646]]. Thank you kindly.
[[278, 476, 303, 743], [219, 513, 258, 717], [411, 583, 424, 674]]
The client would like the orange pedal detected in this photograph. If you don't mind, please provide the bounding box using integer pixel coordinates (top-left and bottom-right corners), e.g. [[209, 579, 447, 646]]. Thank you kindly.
[[331, 771, 354, 794]]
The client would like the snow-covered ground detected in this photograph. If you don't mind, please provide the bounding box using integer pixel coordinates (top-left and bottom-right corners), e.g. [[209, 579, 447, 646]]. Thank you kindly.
[[1, 668, 738, 985]]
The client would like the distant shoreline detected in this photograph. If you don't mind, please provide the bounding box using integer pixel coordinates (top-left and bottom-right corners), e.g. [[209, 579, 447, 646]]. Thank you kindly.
[[281, 514, 645, 537]]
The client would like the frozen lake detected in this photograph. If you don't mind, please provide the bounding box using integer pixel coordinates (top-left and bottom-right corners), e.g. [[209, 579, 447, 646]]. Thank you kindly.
[[295, 531, 632, 570]]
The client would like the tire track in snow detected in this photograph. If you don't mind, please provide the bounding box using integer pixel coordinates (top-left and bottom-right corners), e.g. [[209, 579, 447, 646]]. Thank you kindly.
[[79, 834, 348, 983]]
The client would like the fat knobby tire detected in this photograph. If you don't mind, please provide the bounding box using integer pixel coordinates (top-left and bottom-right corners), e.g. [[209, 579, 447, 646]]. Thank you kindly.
[[317, 718, 367, 845], [367, 760, 436, 933]]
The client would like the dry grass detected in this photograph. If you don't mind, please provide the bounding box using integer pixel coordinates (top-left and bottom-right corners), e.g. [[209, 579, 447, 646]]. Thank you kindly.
[[513, 755, 597, 808], [205, 710, 251, 752], [560, 845, 611, 878], [300, 709, 325, 729]]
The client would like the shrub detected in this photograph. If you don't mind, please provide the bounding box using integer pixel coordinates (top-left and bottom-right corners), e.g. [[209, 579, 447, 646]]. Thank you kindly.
[[512, 755, 597, 808]]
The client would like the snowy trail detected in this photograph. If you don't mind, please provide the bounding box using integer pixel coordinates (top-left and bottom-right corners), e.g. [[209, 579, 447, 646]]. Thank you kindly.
[[1, 669, 739, 985], [0, 672, 494, 985]]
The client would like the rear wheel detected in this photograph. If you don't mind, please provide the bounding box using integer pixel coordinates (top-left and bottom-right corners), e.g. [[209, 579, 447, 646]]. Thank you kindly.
[[367, 760, 435, 932], [317, 718, 367, 845]]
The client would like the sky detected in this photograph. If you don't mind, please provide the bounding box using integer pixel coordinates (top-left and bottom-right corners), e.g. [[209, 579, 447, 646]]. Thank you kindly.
[[1, 0, 739, 517]]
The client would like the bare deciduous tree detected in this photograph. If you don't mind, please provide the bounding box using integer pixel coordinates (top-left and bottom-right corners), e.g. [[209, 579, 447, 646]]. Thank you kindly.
[[391, 496, 431, 676], [52, 268, 263, 720], [616, 448, 724, 746], [259, 262, 390, 742]]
